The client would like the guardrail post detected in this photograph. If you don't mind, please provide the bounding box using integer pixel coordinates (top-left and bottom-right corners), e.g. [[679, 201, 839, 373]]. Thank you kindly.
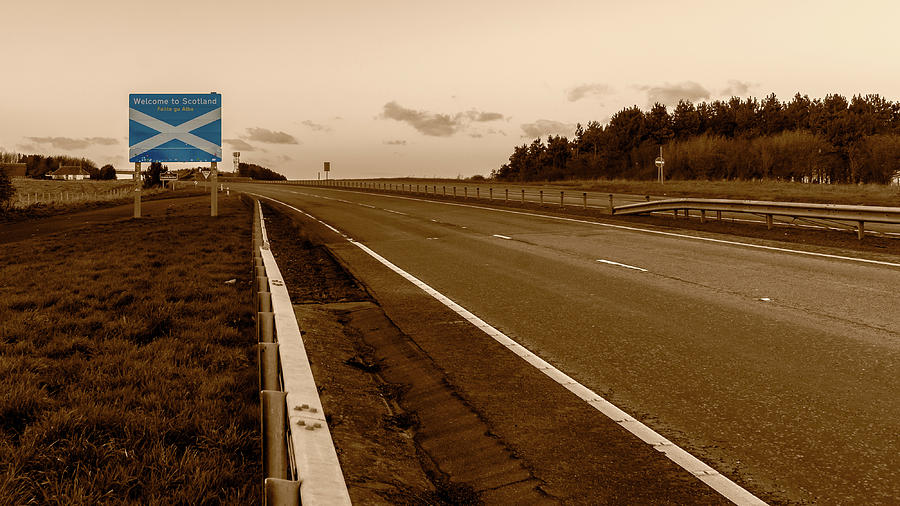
[[521, 189, 525, 204], [489, 187, 493, 201], [583, 192, 587, 209], [539, 190, 543, 206], [766, 214, 773, 230], [257, 275, 269, 293], [443, 186, 446, 196], [700, 210, 707, 224], [717, 210, 722, 221], [464, 187, 468, 199], [609, 194, 614, 214], [505, 188, 509, 203], [261, 390, 289, 481], [476, 187, 480, 199], [259, 343, 281, 391], [258, 311, 275, 343], [560, 191, 564, 208], [265, 478, 300, 506], [673, 209, 679, 219], [858, 221, 865, 240], [453, 186, 456, 197], [258, 291, 272, 313]]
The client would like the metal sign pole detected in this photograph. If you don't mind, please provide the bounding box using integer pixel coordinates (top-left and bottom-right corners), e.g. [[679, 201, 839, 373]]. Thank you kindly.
[[133, 161, 141, 218], [211, 161, 218, 217]]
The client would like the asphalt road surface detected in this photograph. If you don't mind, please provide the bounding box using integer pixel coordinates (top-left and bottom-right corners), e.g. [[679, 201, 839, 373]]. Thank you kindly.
[[238, 182, 899, 504]]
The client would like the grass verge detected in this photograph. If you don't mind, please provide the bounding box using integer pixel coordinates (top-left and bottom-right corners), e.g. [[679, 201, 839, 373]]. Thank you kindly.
[[0, 196, 259, 503]]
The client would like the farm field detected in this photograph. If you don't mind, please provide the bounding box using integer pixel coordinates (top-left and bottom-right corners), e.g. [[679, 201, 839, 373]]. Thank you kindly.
[[0, 196, 260, 503], [11, 179, 135, 208]]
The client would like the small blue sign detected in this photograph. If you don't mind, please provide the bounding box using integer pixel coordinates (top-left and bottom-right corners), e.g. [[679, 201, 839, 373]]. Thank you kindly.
[[129, 93, 222, 162]]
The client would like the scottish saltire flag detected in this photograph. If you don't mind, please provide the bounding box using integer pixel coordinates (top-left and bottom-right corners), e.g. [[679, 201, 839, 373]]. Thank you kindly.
[[129, 93, 222, 162]]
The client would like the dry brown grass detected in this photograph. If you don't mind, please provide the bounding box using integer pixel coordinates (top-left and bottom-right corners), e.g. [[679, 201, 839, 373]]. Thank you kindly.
[[0, 197, 259, 503]]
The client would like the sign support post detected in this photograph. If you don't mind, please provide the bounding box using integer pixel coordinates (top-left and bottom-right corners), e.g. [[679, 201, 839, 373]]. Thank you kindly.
[[133, 162, 141, 218], [211, 161, 218, 217]]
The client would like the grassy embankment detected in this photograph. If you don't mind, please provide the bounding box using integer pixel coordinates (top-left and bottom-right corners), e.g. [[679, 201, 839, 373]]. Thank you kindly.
[[0, 197, 260, 503], [359, 177, 900, 207]]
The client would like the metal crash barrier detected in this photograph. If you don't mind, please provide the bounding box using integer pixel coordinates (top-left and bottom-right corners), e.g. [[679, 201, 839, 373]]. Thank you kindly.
[[252, 200, 351, 506]]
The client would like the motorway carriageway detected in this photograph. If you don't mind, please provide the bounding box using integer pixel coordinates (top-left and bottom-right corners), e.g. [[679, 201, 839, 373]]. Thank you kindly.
[[237, 182, 900, 504]]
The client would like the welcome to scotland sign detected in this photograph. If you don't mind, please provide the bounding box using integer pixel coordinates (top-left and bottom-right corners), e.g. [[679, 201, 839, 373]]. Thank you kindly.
[[129, 93, 222, 162]]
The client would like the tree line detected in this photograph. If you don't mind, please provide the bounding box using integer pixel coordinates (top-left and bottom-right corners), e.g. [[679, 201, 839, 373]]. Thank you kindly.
[[493, 93, 900, 184], [1, 151, 116, 180], [237, 162, 286, 181]]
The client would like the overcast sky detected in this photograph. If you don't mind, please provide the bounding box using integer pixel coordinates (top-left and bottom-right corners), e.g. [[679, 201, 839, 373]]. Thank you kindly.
[[2, 0, 899, 179]]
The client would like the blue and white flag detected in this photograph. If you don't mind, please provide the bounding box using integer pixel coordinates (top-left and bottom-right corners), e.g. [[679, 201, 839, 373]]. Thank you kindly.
[[129, 93, 222, 162]]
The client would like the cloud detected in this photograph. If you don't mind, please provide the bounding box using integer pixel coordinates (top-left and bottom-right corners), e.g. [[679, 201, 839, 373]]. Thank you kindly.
[[380, 102, 460, 136], [243, 127, 299, 144], [465, 111, 505, 122], [379, 102, 506, 137], [224, 139, 258, 151], [25, 136, 118, 150], [520, 119, 576, 139], [567, 83, 613, 102], [720, 79, 754, 97], [383, 140, 407, 145], [301, 120, 332, 132], [637, 81, 711, 106]]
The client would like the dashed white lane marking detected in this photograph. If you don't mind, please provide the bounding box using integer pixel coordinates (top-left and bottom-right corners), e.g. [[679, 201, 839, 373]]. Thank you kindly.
[[597, 259, 648, 272], [359, 203, 376, 208], [252, 193, 767, 506], [288, 188, 900, 269], [385, 209, 408, 215], [493, 234, 512, 240]]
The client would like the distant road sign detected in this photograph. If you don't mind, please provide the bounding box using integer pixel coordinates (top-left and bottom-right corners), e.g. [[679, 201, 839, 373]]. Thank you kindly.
[[129, 93, 222, 163], [160, 173, 177, 180], [324, 161, 331, 172], [655, 156, 665, 168]]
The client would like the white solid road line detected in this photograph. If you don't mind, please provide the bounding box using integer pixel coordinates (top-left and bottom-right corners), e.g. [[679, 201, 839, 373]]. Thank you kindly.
[[597, 259, 648, 272], [294, 188, 900, 269], [255, 194, 766, 506], [492, 234, 512, 240]]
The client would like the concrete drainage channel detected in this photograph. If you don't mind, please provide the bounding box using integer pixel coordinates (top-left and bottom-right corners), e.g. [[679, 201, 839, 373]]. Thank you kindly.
[[252, 200, 351, 505]]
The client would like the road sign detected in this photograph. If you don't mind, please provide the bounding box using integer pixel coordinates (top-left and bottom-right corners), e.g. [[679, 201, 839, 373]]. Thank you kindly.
[[655, 156, 665, 168], [324, 161, 330, 172], [201, 169, 211, 179], [129, 93, 222, 163], [160, 173, 177, 180]]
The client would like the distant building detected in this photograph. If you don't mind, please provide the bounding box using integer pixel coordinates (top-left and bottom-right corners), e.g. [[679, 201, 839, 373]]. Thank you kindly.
[[0, 163, 27, 178], [49, 166, 91, 180]]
